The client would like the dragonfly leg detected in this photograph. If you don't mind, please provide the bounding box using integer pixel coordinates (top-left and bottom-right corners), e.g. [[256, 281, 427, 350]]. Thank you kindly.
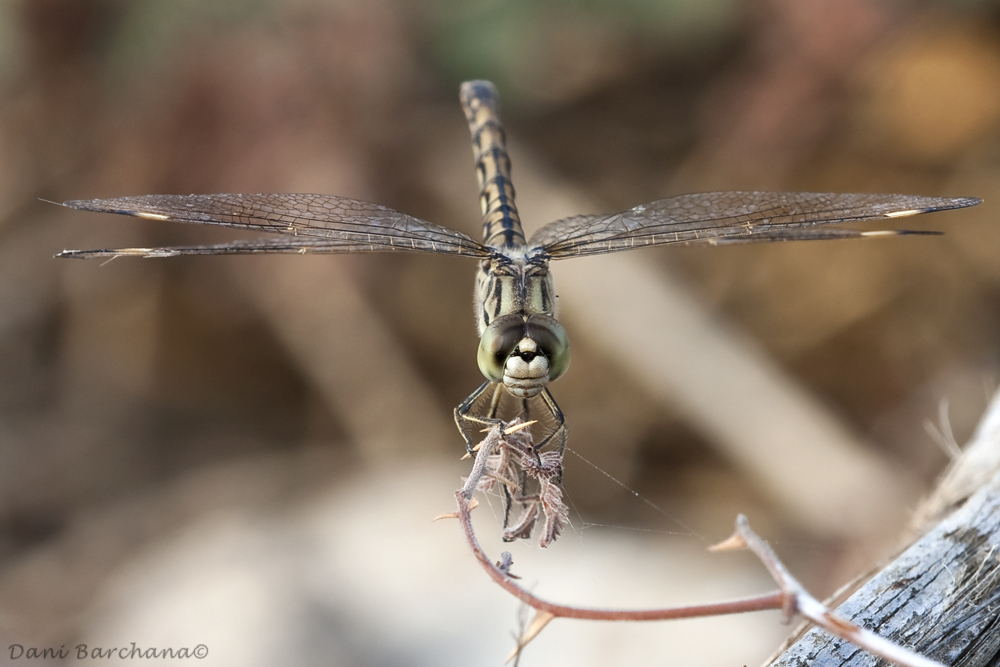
[[534, 388, 567, 483], [533, 389, 566, 452], [455, 381, 520, 530], [454, 380, 504, 453], [501, 483, 514, 532], [519, 397, 544, 469]]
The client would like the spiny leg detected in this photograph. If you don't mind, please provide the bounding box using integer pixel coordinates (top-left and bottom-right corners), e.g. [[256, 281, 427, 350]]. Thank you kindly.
[[480, 384, 523, 526], [536, 389, 567, 483], [488, 382, 504, 418], [454, 380, 504, 454], [535, 389, 567, 454], [518, 395, 546, 483]]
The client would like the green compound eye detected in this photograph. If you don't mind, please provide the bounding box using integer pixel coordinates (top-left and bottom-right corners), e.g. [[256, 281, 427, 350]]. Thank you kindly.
[[477, 315, 524, 382], [525, 314, 571, 381]]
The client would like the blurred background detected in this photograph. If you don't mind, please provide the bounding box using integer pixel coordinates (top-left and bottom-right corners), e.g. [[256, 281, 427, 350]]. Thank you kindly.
[[1, 0, 998, 664]]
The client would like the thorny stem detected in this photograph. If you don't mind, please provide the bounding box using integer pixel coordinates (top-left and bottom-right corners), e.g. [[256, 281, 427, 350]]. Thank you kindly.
[[454, 423, 947, 667], [455, 487, 785, 621], [461, 424, 504, 500]]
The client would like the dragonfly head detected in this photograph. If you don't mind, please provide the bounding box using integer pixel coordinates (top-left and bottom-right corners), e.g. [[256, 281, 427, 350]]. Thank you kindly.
[[477, 314, 570, 398]]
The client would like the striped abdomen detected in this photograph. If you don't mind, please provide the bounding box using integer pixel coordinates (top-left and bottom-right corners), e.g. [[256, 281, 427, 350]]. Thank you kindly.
[[460, 80, 525, 249]]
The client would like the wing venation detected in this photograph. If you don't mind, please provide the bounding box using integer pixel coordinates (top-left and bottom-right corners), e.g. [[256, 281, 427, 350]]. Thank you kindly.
[[529, 192, 981, 258], [59, 193, 493, 258]]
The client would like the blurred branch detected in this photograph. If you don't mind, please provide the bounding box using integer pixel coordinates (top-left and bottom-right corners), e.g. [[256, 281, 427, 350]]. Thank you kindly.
[[230, 257, 455, 463]]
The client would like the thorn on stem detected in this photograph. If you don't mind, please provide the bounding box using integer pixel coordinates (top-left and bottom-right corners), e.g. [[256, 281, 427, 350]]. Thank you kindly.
[[709, 533, 749, 552], [504, 420, 537, 434]]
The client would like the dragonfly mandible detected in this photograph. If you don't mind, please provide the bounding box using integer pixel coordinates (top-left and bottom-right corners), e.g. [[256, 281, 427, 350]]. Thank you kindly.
[[57, 80, 981, 476]]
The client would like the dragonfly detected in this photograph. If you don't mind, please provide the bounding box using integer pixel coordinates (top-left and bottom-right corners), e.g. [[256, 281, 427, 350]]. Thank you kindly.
[[58, 80, 981, 477]]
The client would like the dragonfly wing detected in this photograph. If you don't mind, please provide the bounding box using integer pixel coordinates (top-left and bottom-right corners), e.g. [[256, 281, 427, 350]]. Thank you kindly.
[[59, 193, 493, 258], [530, 192, 981, 258], [55, 237, 460, 259], [702, 228, 943, 244]]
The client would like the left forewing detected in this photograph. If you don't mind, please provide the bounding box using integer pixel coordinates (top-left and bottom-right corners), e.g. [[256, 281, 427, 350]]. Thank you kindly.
[[57, 193, 493, 259]]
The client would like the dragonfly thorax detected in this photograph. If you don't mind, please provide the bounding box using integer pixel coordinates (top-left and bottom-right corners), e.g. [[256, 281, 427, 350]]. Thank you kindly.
[[474, 253, 555, 335]]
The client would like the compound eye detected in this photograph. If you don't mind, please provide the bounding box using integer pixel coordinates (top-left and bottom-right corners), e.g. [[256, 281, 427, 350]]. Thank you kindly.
[[477, 315, 525, 382], [525, 314, 571, 381]]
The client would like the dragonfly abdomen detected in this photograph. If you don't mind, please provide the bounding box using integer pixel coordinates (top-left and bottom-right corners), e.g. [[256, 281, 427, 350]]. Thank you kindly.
[[460, 80, 526, 249]]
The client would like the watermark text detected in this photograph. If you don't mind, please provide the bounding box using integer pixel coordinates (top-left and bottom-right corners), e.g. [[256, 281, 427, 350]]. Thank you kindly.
[[8, 643, 208, 660]]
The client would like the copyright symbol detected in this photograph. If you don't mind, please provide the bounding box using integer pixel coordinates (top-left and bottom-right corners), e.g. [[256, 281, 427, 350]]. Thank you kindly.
[[194, 644, 209, 659]]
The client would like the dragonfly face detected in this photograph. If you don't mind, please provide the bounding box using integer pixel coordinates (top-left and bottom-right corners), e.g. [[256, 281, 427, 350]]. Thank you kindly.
[[477, 312, 570, 398], [56, 79, 981, 485]]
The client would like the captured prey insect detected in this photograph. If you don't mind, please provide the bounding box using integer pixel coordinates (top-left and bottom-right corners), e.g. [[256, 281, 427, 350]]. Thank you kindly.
[[58, 80, 981, 498]]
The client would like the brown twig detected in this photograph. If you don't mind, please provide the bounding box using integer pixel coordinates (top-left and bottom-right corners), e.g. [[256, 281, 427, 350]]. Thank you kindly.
[[449, 422, 947, 667]]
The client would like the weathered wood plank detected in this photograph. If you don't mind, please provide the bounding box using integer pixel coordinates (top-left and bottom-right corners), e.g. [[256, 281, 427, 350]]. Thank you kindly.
[[770, 390, 1000, 667]]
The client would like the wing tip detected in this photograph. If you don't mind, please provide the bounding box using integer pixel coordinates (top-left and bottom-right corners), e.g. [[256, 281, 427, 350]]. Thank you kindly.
[[925, 196, 982, 212], [60, 199, 97, 210], [55, 247, 174, 259], [46, 197, 115, 212], [862, 229, 944, 238], [59, 198, 177, 223], [884, 197, 981, 219], [60, 198, 137, 216], [55, 248, 110, 259]]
